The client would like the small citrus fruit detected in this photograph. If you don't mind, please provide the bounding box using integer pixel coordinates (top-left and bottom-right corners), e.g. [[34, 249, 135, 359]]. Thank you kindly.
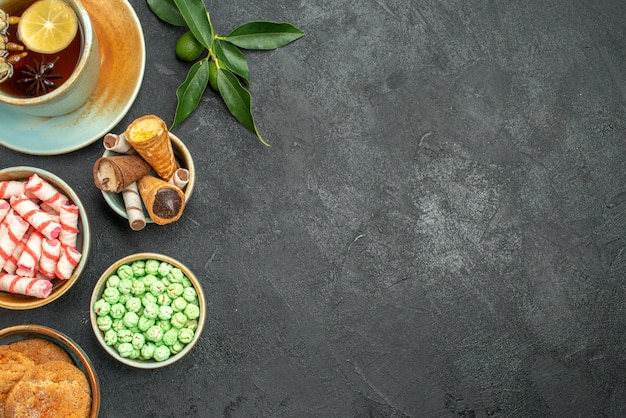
[[17, 0, 78, 54], [208, 59, 218, 91], [175, 31, 205, 62]]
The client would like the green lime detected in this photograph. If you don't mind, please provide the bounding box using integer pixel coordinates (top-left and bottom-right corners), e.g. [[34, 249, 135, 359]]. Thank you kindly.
[[208, 59, 218, 91], [175, 31, 205, 62]]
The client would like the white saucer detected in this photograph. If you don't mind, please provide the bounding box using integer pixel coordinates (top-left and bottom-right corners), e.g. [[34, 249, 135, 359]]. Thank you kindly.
[[0, 0, 145, 155]]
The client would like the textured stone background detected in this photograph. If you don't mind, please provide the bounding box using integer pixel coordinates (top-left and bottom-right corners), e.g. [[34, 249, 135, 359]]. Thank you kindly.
[[1, 0, 625, 416]]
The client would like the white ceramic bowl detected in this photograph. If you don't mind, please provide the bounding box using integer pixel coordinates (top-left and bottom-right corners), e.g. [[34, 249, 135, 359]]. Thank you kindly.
[[0, 166, 91, 310], [90, 252, 205, 369]]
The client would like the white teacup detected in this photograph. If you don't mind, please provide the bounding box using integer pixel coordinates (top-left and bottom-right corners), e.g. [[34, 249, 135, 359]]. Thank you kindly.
[[0, 0, 100, 116]]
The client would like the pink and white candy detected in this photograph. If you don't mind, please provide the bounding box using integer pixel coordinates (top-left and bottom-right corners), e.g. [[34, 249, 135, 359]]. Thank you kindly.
[[10, 193, 61, 240], [25, 173, 70, 212], [0, 272, 53, 298]]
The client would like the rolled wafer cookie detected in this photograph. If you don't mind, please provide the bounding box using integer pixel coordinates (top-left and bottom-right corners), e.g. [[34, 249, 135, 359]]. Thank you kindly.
[[0, 273, 53, 298], [55, 246, 81, 280], [4, 232, 30, 275], [122, 182, 146, 231], [103, 132, 135, 154], [0, 180, 25, 199], [168, 168, 190, 190], [137, 175, 186, 225], [0, 199, 10, 222], [0, 213, 30, 271], [93, 154, 153, 193], [24, 173, 70, 213], [125, 115, 178, 181], [58, 202, 79, 249], [10, 193, 62, 240], [16, 230, 42, 277]]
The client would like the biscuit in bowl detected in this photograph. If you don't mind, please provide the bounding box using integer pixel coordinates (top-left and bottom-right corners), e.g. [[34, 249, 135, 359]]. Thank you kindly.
[[4, 360, 91, 418]]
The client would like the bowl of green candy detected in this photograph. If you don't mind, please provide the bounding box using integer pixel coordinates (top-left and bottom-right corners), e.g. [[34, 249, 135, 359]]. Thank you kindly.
[[89, 253, 206, 369]]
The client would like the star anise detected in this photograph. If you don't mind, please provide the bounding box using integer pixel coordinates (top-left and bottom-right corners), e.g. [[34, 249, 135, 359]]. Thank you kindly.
[[17, 57, 63, 96]]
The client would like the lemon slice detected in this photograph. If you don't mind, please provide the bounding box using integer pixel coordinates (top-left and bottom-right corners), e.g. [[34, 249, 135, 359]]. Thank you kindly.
[[17, 0, 78, 54]]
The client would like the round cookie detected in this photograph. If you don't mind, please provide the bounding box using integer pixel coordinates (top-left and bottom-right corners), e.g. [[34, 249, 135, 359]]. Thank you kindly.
[[4, 360, 91, 418], [0, 346, 36, 404], [7, 338, 73, 365]]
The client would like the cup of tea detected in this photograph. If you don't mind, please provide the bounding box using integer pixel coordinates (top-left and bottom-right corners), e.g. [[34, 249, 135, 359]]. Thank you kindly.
[[0, 0, 100, 116]]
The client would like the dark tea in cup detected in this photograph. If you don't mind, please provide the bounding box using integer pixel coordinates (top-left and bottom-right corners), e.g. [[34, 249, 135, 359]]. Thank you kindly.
[[0, 0, 82, 97]]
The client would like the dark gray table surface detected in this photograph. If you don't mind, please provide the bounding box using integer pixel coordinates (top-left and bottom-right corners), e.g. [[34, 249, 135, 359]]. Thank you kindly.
[[1, 0, 625, 417]]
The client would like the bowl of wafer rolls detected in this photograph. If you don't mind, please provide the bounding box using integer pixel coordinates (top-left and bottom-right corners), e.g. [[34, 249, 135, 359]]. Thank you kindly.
[[0, 166, 91, 310], [94, 114, 195, 231], [0, 324, 100, 417]]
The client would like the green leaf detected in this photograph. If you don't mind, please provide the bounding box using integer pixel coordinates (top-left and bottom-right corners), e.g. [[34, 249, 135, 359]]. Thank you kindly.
[[147, 0, 186, 26], [225, 21, 305, 50], [214, 39, 250, 83], [173, 0, 214, 51], [172, 60, 210, 130], [217, 68, 268, 146]]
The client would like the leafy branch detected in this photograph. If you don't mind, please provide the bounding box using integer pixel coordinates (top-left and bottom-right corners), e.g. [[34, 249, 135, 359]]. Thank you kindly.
[[146, 0, 305, 146]]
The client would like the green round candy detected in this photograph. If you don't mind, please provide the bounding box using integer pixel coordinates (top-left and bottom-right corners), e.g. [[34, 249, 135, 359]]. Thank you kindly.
[[141, 343, 156, 359], [131, 332, 146, 349], [128, 348, 141, 359], [125, 296, 142, 313], [182, 287, 197, 302], [117, 265, 134, 280], [142, 302, 159, 319], [157, 320, 172, 332], [153, 345, 171, 361], [131, 280, 145, 296], [156, 293, 171, 306], [146, 325, 163, 343], [170, 312, 188, 329], [150, 280, 165, 296], [141, 292, 157, 306], [158, 305, 173, 320], [118, 278, 133, 294], [178, 328, 194, 344], [102, 287, 120, 304], [138, 316, 155, 332], [131, 260, 146, 277], [104, 329, 118, 346], [106, 275, 120, 288], [117, 329, 133, 343], [184, 319, 198, 331], [111, 319, 126, 333], [170, 341, 185, 354], [167, 283, 184, 299], [122, 311, 139, 329], [109, 303, 125, 319], [97, 315, 113, 332], [145, 259, 160, 275], [142, 274, 158, 288], [171, 296, 187, 312], [184, 304, 200, 320], [157, 262, 172, 277], [167, 268, 184, 283], [162, 329, 178, 346], [93, 299, 111, 316], [117, 342, 133, 358]]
